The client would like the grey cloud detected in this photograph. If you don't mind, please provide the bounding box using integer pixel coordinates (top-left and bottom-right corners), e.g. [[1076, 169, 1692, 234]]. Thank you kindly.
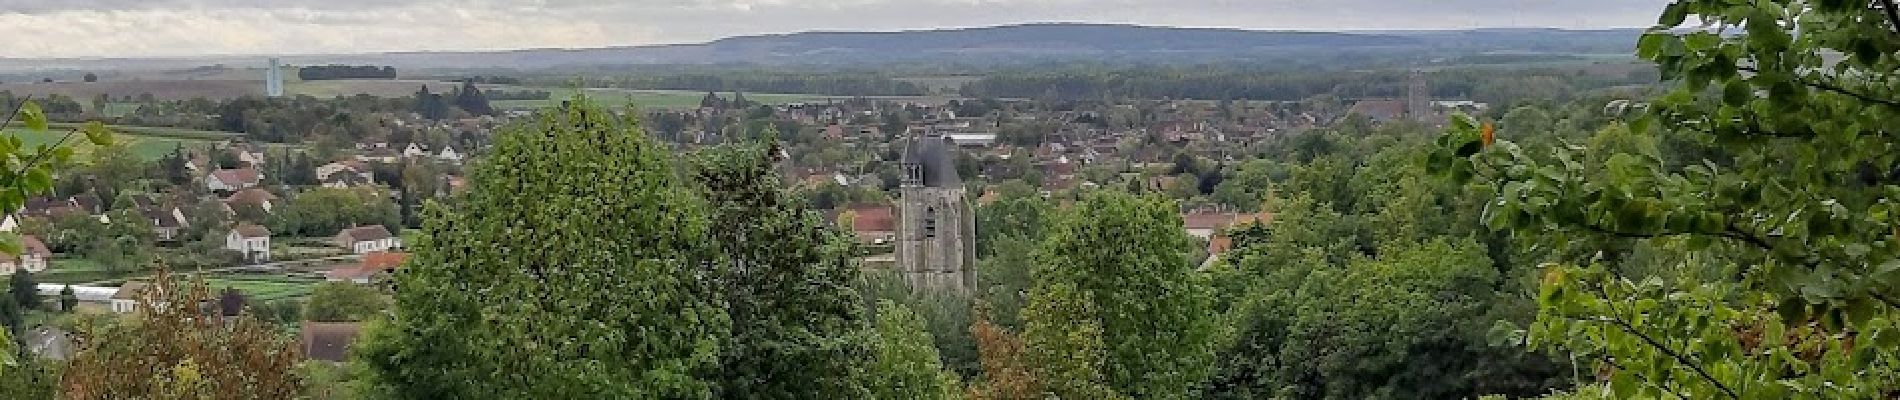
[[0, 0, 1671, 57]]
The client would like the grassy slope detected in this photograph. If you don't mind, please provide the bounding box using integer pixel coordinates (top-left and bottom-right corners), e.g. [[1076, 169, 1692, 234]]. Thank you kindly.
[[202, 276, 323, 302]]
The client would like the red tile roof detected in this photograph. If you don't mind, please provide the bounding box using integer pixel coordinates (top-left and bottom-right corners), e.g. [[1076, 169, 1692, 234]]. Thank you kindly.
[[210, 168, 261, 185], [224, 188, 277, 206], [847, 205, 895, 233], [5, 235, 51, 258], [360, 252, 407, 274], [1349, 100, 1407, 120], [337, 225, 393, 243], [233, 223, 271, 238], [1208, 235, 1235, 255]]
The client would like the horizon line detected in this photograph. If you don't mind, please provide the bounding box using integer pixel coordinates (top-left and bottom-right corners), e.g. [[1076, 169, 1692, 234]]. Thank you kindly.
[[0, 22, 1649, 63]]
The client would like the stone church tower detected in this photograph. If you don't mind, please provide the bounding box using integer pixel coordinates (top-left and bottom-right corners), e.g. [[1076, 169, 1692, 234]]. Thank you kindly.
[[897, 135, 976, 292]]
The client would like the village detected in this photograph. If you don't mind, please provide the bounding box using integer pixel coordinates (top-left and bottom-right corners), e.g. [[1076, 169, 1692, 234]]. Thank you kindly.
[[0, 71, 1487, 365]]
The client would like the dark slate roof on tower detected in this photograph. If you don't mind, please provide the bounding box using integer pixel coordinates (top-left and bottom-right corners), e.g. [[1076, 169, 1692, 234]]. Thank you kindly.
[[902, 136, 962, 187]]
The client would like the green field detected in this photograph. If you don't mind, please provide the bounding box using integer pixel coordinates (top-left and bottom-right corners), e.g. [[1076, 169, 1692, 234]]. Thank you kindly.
[[40, 258, 145, 285], [202, 276, 323, 302], [2, 127, 205, 160], [1, 122, 253, 160], [99, 102, 144, 118], [286, 79, 453, 98]]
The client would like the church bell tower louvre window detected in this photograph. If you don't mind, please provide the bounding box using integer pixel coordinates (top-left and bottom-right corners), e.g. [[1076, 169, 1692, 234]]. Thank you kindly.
[[924, 206, 937, 239]]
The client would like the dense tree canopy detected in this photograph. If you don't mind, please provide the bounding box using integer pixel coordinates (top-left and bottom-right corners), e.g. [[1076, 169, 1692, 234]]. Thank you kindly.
[[1430, 0, 1900, 398], [60, 271, 302, 399], [691, 140, 871, 399], [359, 98, 728, 398], [1034, 192, 1218, 398]]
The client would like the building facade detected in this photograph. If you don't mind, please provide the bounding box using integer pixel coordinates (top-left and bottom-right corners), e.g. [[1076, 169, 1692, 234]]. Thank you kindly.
[[896, 135, 976, 293]]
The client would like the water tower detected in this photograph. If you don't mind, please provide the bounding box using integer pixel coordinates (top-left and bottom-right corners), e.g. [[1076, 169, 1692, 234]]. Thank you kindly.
[[266, 58, 284, 97]]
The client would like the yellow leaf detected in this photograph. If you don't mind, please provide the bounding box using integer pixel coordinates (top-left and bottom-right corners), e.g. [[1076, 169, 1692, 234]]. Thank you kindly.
[[1481, 121, 1496, 147]]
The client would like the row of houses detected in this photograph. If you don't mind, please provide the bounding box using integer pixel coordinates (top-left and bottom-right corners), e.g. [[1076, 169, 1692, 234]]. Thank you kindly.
[[353, 142, 464, 164], [831, 201, 1268, 247]]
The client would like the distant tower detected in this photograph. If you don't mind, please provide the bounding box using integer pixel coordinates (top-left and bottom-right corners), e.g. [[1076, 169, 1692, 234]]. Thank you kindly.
[[896, 133, 976, 293], [265, 58, 284, 98], [1405, 70, 1429, 122]]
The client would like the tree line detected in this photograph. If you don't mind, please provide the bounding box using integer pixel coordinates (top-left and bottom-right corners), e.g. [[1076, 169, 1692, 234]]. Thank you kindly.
[[595, 73, 929, 96], [958, 65, 1658, 108], [297, 65, 398, 81]]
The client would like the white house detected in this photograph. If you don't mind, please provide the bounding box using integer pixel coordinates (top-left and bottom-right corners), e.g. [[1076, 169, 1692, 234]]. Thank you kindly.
[[206, 168, 262, 192], [0, 236, 51, 275], [436, 147, 463, 163], [110, 282, 147, 314], [226, 224, 272, 263], [143, 208, 187, 242], [401, 143, 429, 159], [355, 149, 400, 164], [0, 214, 16, 232], [946, 133, 998, 148], [316, 161, 364, 181], [334, 225, 400, 254], [235, 148, 266, 168]]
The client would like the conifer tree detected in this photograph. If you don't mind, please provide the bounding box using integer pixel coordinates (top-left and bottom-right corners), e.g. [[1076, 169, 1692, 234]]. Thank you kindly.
[[8, 270, 36, 311]]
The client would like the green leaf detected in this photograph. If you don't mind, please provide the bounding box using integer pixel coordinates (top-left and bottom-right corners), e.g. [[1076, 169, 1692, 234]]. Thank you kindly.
[[19, 101, 46, 131], [1454, 141, 1481, 157], [0, 232, 20, 258], [1610, 370, 1638, 396], [1778, 298, 1809, 323], [21, 169, 50, 193], [1657, 4, 1688, 27], [1637, 33, 1668, 59], [81, 121, 114, 146], [1722, 80, 1751, 106]]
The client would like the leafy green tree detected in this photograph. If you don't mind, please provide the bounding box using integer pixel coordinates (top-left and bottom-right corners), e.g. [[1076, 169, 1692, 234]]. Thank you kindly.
[[974, 195, 1053, 258], [8, 270, 35, 311], [865, 300, 961, 400], [975, 239, 1035, 331], [1431, 1, 1900, 397], [691, 140, 871, 399], [0, 357, 59, 400], [1034, 192, 1217, 397], [1020, 281, 1122, 399], [302, 282, 389, 323], [86, 208, 155, 271], [360, 97, 728, 398], [83, 144, 143, 203], [269, 187, 400, 236]]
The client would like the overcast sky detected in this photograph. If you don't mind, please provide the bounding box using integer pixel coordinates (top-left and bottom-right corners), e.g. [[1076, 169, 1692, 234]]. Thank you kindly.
[[2, 0, 1671, 58]]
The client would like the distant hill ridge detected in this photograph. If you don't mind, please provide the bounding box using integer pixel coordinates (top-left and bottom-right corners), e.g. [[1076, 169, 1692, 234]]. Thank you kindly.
[[0, 23, 1642, 71]]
